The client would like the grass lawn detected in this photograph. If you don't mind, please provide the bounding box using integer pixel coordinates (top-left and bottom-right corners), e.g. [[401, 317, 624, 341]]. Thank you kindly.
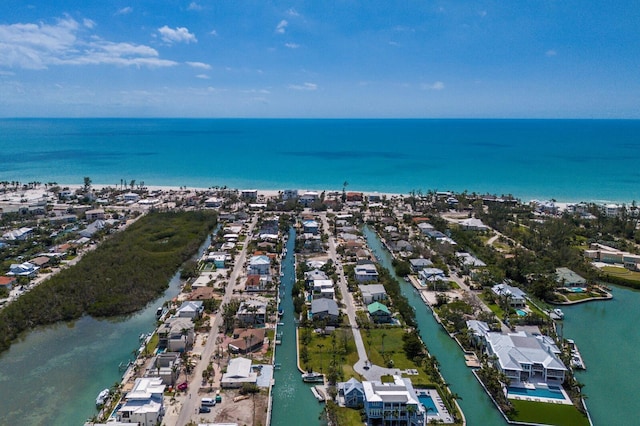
[[361, 328, 435, 386], [145, 332, 159, 355], [335, 406, 363, 426], [508, 400, 590, 426], [602, 266, 640, 282], [299, 328, 361, 381], [564, 292, 593, 302]]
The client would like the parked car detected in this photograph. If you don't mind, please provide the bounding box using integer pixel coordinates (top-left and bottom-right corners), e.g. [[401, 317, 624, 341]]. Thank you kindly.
[[177, 382, 188, 391], [199, 406, 211, 413]]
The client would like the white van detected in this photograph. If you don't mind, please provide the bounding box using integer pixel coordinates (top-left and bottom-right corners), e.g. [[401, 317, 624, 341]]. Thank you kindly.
[[201, 398, 216, 407]]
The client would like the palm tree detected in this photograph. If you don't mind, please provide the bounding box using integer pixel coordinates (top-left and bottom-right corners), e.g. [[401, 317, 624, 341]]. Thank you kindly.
[[317, 344, 325, 373]]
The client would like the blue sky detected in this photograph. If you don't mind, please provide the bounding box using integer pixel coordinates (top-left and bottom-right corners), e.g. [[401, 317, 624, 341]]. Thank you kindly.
[[1, 1, 639, 118]]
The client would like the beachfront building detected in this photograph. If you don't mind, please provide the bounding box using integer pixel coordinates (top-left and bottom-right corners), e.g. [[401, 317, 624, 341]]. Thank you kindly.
[[240, 190, 258, 200], [491, 283, 527, 308], [282, 189, 298, 200], [358, 284, 387, 304], [485, 331, 567, 384], [116, 377, 165, 426], [362, 375, 426, 426], [299, 191, 319, 207], [221, 357, 258, 388], [355, 260, 379, 282]]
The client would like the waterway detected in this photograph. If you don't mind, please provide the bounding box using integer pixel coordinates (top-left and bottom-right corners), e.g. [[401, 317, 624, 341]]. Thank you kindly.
[[363, 225, 508, 426], [270, 227, 325, 425], [0, 233, 213, 426]]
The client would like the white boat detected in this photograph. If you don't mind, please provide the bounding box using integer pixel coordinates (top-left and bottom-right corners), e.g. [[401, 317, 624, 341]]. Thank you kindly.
[[96, 388, 109, 406], [301, 372, 324, 383], [567, 339, 586, 369], [552, 308, 564, 319]]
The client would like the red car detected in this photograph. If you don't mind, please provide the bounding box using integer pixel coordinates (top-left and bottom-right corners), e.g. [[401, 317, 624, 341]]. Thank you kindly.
[[177, 382, 188, 391]]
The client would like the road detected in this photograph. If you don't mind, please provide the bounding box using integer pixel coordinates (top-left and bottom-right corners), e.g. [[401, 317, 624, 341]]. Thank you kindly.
[[319, 213, 396, 381], [173, 214, 258, 426]]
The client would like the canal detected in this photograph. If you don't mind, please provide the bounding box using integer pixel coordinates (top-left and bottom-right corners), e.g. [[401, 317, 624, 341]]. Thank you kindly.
[[270, 227, 325, 425], [0, 232, 214, 426], [363, 225, 507, 426]]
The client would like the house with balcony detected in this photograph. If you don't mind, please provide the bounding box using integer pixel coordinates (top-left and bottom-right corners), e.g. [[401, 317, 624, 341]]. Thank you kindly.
[[116, 377, 165, 425], [248, 255, 271, 275], [176, 300, 204, 319], [367, 302, 392, 324], [237, 299, 267, 326], [491, 283, 527, 308], [355, 261, 379, 282], [359, 284, 387, 305], [157, 317, 194, 352], [362, 375, 425, 426]]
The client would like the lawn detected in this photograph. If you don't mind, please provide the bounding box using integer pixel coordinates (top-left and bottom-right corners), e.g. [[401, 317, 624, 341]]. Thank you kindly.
[[335, 406, 363, 426], [602, 266, 640, 282], [298, 328, 361, 381], [145, 332, 159, 355], [361, 328, 434, 386], [508, 400, 590, 426]]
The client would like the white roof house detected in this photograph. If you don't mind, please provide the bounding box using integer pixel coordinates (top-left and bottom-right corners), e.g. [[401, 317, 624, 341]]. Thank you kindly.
[[221, 357, 257, 388], [248, 255, 271, 275], [116, 377, 165, 426], [459, 217, 489, 231], [358, 284, 387, 305], [491, 283, 527, 307], [362, 376, 425, 426], [355, 262, 379, 282], [456, 252, 487, 268], [176, 301, 204, 318], [485, 332, 567, 383], [1, 227, 33, 241], [8, 262, 39, 277]]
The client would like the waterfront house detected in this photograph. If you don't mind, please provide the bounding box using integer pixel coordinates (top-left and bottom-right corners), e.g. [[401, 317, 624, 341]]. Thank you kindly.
[[409, 258, 433, 273], [418, 268, 446, 285], [176, 301, 204, 319], [282, 189, 298, 200], [248, 255, 271, 275], [311, 298, 339, 324], [116, 377, 165, 426], [367, 302, 392, 324], [157, 317, 194, 352], [237, 299, 267, 326], [7, 262, 39, 277], [338, 377, 365, 408], [228, 328, 266, 354], [302, 219, 319, 234], [312, 279, 335, 299], [355, 260, 379, 282], [362, 375, 425, 426], [466, 320, 491, 348], [485, 331, 567, 383], [146, 352, 181, 385], [305, 269, 329, 289], [491, 283, 527, 308], [555, 267, 587, 288], [245, 274, 273, 292], [221, 357, 258, 388], [358, 284, 387, 304]]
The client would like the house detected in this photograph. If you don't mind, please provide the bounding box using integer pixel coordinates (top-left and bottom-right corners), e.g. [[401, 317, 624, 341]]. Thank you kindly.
[[455, 252, 486, 268], [346, 192, 364, 202], [221, 357, 258, 388], [7, 262, 39, 277], [176, 301, 204, 319], [459, 217, 489, 231], [358, 284, 387, 305], [245, 274, 273, 292], [362, 376, 425, 426], [304, 269, 328, 288], [282, 189, 298, 200], [418, 268, 446, 284], [338, 377, 365, 408], [123, 192, 140, 202], [188, 286, 217, 301], [228, 328, 266, 354], [491, 283, 527, 308], [204, 252, 228, 268], [0, 276, 17, 290], [485, 331, 567, 383], [157, 317, 194, 352], [237, 300, 267, 326], [466, 320, 491, 347], [85, 209, 106, 221], [29, 256, 51, 268], [355, 261, 379, 282], [240, 190, 258, 200], [248, 255, 271, 275], [409, 258, 433, 273], [312, 279, 335, 299], [302, 219, 319, 234], [555, 267, 587, 288], [367, 302, 392, 324], [79, 220, 105, 238], [311, 298, 339, 324], [146, 352, 181, 385], [116, 377, 165, 425], [1, 227, 33, 242], [299, 191, 319, 207], [204, 197, 223, 208]]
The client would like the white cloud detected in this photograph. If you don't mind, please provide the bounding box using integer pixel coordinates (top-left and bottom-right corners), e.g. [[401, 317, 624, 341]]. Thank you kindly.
[[188, 2, 203, 11], [196, 74, 210, 79], [286, 8, 300, 17], [115, 7, 133, 16], [158, 26, 197, 44], [83, 19, 96, 29], [546, 49, 557, 57], [209, 29, 218, 36], [288, 82, 317, 91], [421, 81, 445, 90], [284, 43, 299, 49], [388, 41, 400, 47], [186, 61, 211, 70], [275, 20, 288, 34], [0, 17, 178, 69]]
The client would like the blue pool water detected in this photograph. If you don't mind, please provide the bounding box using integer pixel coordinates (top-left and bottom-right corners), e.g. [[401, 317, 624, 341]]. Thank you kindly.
[[568, 287, 586, 293], [516, 309, 527, 317], [418, 394, 439, 414], [508, 386, 564, 400]]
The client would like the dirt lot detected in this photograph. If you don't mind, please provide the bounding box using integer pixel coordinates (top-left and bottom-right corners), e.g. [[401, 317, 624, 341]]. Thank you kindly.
[[190, 389, 268, 426]]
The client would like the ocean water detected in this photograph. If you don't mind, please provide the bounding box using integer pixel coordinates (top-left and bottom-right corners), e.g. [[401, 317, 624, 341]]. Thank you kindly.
[[1, 118, 639, 203]]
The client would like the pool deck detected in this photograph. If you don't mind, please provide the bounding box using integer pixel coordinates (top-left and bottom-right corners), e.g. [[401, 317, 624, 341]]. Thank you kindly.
[[417, 388, 455, 423], [507, 381, 573, 405]]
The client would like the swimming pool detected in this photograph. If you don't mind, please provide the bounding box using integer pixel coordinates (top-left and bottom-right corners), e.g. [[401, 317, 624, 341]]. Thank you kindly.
[[508, 385, 564, 400], [418, 394, 438, 413], [516, 309, 527, 317], [567, 287, 586, 293]]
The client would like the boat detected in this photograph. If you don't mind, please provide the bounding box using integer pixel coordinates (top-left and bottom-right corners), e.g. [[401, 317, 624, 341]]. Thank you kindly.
[[567, 339, 586, 370], [96, 388, 109, 407], [301, 372, 325, 383], [278, 308, 284, 317], [155, 306, 163, 318], [551, 308, 564, 320]]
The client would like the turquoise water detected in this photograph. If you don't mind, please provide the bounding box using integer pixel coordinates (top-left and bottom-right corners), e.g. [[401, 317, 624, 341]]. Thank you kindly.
[[516, 309, 527, 317], [1, 119, 640, 202], [418, 394, 438, 413], [270, 227, 324, 425], [508, 386, 564, 400]]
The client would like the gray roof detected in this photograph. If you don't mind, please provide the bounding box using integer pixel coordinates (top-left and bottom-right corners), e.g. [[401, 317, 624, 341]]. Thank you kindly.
[[555, 267, 586, 286], [486, 332, 567, 372], [311, 298, 339, 317]]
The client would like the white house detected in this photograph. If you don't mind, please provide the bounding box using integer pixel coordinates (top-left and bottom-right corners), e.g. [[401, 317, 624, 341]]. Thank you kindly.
[[363, 376, 425, 426], [237, 299, 267, 326], [221, 357, 258, 388], [123, 192, 140, 202], [176, 301, 204, 319], [459, 217, 489, 231], [116, 377, 165, 426], [312, 279, 335, 299], [157, 317, 194, 352], [248, 255, 271, 275], [282, 189, 298, 200], [491, 283, 527, 308], [300, 191, 319, 206], [1, 227, 33, 241], [355, 261, 379, 282], [358, 284, 387, 304], [8, 262, 39, 277], [302, 219, 319, 234]]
